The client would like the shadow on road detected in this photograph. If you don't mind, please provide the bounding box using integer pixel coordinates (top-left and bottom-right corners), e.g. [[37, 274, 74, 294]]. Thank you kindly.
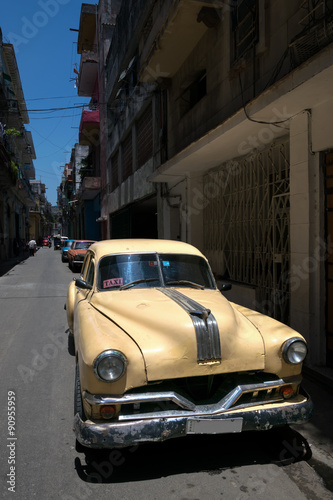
[[0, 255, 30, 277], [73, 426, 311, 484]]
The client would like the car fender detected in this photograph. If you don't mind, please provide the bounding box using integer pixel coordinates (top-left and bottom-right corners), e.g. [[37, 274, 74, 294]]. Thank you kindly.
[[66, 280, 76, 333], [231, 302, 306, 377]]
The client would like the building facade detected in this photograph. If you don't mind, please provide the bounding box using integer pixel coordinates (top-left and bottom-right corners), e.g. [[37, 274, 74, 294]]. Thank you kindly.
[[141, 0, 333, 370], [0, 29, 36, 259], [69, 1, 333, 371]]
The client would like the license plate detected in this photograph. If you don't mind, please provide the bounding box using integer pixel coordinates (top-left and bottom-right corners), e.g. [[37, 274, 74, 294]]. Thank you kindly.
[[186, 417, 243, 434]]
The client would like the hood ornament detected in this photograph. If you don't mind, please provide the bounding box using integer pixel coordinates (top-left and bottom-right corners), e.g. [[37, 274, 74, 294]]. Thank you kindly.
[[189, 309, 211, 322]]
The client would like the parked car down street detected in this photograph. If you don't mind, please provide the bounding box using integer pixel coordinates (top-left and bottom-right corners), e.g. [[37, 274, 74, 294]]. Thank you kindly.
[[61, 236, 68, 247], [67, 240, 96, 271], [53, 236, 61, 250], [65, 239, 313, 451], [61, 239, 75, 262]]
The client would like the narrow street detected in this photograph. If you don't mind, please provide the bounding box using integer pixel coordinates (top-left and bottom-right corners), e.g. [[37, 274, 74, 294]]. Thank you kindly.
[[0, 248, 332, 499]]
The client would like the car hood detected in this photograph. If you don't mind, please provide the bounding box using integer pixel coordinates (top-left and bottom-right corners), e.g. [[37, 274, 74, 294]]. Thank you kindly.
[[70, 249, 88, 254], [90, 288, 265, 381]]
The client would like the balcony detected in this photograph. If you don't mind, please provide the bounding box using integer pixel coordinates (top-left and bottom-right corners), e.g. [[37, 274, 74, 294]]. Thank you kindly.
[[79, 176, 101, 200], [77, 4, 97, 54], [78, 48, 98, 97], [79, 108, 100, 145], [139, 0, 221, 83], [18, 174, 35, 207]]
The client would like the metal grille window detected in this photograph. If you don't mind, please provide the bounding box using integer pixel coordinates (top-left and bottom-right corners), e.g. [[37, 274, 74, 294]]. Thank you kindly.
[[298, 0, 333, 27], [203, 141, 290, 323], [122, 133, 133, 181], [180, 71, 207, 116], [137, 104, 153, 170], [111, 150, 119, 190], [290, 0, 333, 66], [231, 0, 258, 61]]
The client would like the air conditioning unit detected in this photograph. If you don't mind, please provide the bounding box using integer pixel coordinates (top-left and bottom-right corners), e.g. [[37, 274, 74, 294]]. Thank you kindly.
[[290, 19, 333, 66]]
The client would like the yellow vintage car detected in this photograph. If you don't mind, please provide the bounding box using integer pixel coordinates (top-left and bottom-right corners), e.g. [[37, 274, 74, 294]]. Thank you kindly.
[[66, 239, 313, 449]]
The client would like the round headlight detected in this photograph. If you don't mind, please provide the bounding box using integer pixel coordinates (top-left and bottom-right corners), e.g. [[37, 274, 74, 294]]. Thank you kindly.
[[94, 350, 127, 382], [282, 338, 307, 364]]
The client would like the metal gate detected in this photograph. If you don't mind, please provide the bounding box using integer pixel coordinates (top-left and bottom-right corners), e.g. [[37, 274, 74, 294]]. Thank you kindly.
[[203, 140, 290, 324]]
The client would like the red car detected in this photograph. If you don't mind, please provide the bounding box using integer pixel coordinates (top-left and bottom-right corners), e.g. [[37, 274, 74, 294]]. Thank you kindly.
[[67, 240, 96, 271], [42, 238, 51, 247]]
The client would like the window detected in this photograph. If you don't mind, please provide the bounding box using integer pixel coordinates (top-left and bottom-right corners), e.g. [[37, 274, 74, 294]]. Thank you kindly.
[[136, 104, 153, 169], [86, 260, 95, 287], [75, 241, 93, 250], [111, 150, 119, 190], [231, 0, 258, 61], [160, 254, 215, 289], [122, 132, 133, 181], [180, 71, 207, 116], [80, 253, 91, 279], [98, 253, 160, 290], [97, 253, 216, 290]]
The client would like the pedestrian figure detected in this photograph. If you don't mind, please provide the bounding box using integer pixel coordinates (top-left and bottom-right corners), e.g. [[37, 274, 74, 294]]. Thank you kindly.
[[28, 239, 36, 256]]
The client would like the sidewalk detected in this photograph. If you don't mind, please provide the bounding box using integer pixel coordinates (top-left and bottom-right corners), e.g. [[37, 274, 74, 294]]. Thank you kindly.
[[290, 367, 333, 493], [0, 250, 32, 277], [300, 366, 333, 459]]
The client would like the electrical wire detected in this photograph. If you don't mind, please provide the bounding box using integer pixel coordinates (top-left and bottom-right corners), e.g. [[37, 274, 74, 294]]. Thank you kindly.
[[27, 104, 87, 112], [28, 113, 82, 119], [238, 73, 291, 128], [25, 95, 80, 101]]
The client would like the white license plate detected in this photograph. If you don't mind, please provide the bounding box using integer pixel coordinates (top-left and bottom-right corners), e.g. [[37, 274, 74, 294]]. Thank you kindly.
[[186, 417, 243, 434]]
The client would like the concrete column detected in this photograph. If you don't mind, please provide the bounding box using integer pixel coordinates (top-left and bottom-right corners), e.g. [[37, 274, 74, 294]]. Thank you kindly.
[[289, 111, 323, 365], [289, 112, 311, 339]]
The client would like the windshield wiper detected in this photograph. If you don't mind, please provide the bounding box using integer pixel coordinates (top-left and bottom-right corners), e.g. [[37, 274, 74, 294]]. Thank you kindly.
[[165, 280, 204, 289], [119, 278, 159, 290]]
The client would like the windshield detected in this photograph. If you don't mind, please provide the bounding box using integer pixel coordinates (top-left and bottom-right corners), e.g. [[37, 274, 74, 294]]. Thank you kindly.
[[75, 242, 93, 250], [97, 253, 216, 291], [64, 241, 74, 248]]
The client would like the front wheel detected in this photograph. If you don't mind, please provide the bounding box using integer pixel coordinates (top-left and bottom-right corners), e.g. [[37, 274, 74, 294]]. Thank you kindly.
[[74, 364, 85, 419], [74, 364, 86, 452]]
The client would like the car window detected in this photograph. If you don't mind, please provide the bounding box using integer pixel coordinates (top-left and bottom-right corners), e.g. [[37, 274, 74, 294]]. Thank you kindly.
[[75, 242, 93, 250], [80, 253, 91, 279], [97, 252, 216, 291], [86, 259, 95, 287], [160, 253, 216, 289], [98, 253, 161, 290]]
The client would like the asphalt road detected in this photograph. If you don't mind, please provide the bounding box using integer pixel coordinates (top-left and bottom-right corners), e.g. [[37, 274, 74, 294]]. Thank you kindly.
[[0, 247, 332, 499]]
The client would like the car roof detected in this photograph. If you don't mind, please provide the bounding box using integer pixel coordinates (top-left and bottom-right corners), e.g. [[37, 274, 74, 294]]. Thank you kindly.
[[72, 240, 96, 244], [88, 239, 206, 261]]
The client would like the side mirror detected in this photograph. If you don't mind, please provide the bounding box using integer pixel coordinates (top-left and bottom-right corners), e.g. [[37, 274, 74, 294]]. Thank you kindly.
[[220, 282, 232, 292], [75, 278, 92, 290]]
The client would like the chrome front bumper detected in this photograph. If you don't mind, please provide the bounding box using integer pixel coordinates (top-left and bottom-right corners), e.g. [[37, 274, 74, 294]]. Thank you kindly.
[[73, 257, 84, 265], [73, 384, 313, 449]]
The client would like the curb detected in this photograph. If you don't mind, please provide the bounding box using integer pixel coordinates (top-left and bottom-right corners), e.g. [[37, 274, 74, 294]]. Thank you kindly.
[[303, 366, 333, 394]]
